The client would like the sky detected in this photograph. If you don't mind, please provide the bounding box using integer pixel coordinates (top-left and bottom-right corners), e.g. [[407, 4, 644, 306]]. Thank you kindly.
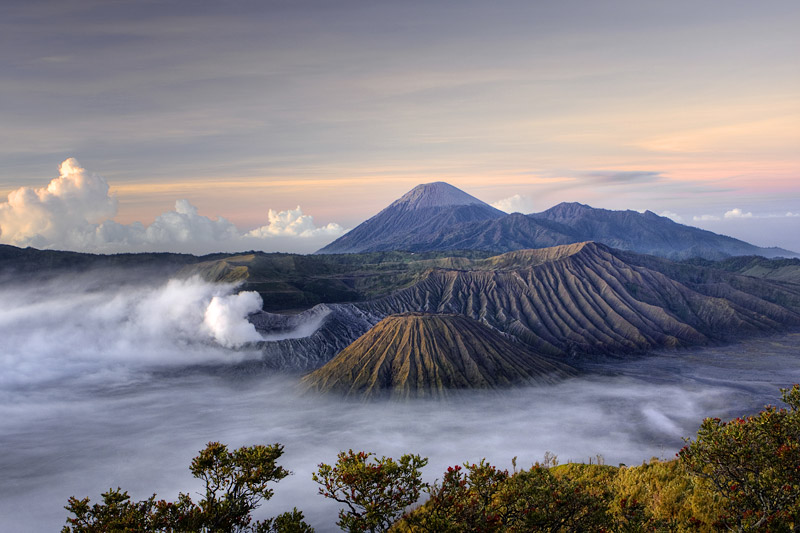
[[1, 0, 798, 253]]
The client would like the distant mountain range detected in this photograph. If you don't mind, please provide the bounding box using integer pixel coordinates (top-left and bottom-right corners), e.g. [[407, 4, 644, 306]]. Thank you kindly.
[[317, 182, 797, 260]]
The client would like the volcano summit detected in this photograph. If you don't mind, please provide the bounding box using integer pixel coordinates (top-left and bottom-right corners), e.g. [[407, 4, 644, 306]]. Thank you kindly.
[[318, 182, 797, 259]]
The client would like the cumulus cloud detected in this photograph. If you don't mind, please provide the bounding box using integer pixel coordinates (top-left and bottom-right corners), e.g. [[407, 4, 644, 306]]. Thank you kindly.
[[147, 200, 241, 243], [692, 209, 799, 223], [693, 214, 721, 221], [0, 158, 117, 248], [761, 211, 800, 219], [246, 206, 345, 238], [491, 194, 536, 214], [724, 208, 754, 219], [0, 159, 345, 253], [659, 210, 683, 222]]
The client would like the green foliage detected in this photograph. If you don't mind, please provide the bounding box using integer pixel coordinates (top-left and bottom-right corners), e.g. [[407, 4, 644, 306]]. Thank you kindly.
[[495, 463, 613, 532], [609, 458, 724, 532], [313, 450, 428, 533], [403, 459, 508, 532], [402, 461, 613, 532], [63, 488, 159, 532], [679, 385, 800, 531], [184, 249, 493, 311], [63, 441, 313, 533], [189, 441, 290, 531], [257, 508, 317, 533]]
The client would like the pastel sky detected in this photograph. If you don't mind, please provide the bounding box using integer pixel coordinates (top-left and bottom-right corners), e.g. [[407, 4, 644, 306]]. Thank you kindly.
[[1, 0, 798, 253]]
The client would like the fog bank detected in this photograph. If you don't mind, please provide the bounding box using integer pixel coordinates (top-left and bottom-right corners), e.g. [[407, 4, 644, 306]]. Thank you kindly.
[[1, 276, 798, 532]]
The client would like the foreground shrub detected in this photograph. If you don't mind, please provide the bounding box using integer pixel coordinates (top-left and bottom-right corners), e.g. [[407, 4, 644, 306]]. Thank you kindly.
[[398, 461, 615, 532], [63, 441, 313, 533], [679, 385, 800, 531]]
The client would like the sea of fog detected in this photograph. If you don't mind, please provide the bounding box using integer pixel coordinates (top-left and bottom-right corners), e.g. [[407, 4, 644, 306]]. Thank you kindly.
[[1, 273, 799, 532]]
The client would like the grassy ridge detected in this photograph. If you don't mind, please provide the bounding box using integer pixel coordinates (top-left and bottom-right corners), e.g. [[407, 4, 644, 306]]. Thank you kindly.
[[181, 250, 493, 311]]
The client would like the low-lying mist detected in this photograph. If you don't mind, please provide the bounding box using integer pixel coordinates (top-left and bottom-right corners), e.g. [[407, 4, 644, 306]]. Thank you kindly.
[[1, 276, 798, 532]]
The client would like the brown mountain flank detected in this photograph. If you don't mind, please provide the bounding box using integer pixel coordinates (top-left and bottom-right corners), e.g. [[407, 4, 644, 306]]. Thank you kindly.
[[301, 312, 574, 399], [360, 242, 800, 358]]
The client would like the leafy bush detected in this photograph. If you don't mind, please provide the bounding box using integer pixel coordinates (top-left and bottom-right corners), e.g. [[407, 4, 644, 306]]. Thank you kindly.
[[679, 385, 800, 531]]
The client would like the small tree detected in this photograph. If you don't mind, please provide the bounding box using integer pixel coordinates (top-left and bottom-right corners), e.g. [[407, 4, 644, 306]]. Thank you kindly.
[[679, 385, 800, 531], [63, 441, 313, 533], [313, 450, 428, 533], [189, 441, 289, 531]]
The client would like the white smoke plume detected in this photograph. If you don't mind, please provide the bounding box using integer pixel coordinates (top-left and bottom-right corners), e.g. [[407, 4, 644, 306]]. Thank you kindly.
[[204, 291, 264, 348], [0, 276, 267, 389], [0, 159, 345, 253]]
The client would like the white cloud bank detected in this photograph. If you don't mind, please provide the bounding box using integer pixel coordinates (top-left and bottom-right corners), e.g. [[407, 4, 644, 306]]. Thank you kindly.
[[246, 206, 344, 238], [0, 159, 346, 254], [692, 208, 800, 223], [693, 214, 721, 222], [491, 193, 535, 214], [724, 208, 753, 219]]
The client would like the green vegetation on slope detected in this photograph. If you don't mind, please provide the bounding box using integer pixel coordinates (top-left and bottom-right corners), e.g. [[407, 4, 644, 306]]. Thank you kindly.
[[181, 249, 493, 311], [683, 255, 800, 285]]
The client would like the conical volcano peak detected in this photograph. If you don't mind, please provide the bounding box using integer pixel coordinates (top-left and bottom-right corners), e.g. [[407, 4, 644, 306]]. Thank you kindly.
[[391, 182, 493, 210], [315, 181, 504, 254], [301, 312, 574, 399]]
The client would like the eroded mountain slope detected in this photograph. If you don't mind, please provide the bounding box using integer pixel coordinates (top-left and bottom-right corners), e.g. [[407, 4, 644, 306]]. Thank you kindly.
[[357, 242, 800, 359], [301, 313, 573, 399], [250, 242, 800, 372]]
